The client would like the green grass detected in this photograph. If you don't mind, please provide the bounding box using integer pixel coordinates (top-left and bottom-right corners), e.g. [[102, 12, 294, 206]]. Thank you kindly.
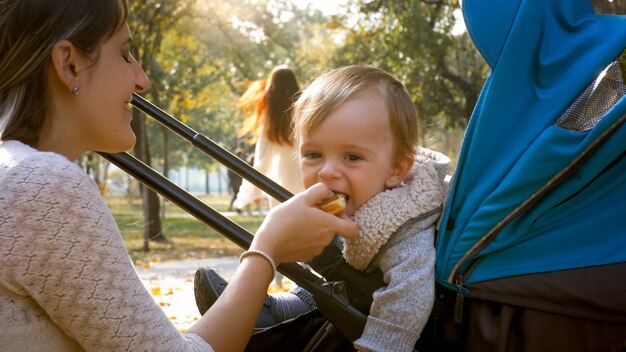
[[106, 194, 265, 264]]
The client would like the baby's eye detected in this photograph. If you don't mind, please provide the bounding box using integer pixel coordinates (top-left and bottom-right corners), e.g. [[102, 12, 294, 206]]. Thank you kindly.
[[303, 152, 322, 160], [346, 154, 361, 162]]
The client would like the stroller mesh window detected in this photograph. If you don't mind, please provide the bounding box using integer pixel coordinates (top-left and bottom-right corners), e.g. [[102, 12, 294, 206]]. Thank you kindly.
[[556, 57, 626, 132]]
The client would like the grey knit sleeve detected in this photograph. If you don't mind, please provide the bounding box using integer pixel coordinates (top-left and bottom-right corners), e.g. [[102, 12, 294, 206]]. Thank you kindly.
[[354, 223, 436, 352]]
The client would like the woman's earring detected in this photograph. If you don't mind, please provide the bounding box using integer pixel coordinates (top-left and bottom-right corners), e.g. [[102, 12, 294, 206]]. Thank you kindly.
[[72, 86, 80, 95]]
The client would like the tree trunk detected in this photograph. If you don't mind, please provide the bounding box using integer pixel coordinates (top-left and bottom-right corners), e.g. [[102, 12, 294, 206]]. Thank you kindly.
[[160, 125, 169, 221], [205, 167, 210, 195], [131, 108, 167, 252], [217, 169, 223, 195]]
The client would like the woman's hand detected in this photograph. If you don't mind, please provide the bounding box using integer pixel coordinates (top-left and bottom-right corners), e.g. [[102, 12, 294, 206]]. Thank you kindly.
[[190, 183, 356, 351], [250, 183, 358, 265]]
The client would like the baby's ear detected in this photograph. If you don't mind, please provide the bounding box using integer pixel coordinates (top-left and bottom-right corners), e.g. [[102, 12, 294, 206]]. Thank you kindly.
[[385, 155, 414, 188]]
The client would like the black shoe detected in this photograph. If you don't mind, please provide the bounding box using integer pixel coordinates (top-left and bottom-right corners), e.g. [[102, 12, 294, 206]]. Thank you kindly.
[[193, 266, 289, 329], [194, 267, 227, 316]]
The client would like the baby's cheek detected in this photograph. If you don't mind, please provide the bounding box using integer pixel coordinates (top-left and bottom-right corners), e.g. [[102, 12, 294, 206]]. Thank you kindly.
[[300, 171, 317, 190]]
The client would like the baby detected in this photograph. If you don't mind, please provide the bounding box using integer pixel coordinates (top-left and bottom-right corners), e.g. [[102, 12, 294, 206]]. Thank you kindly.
[[292, 65, 449, 351], [196, 65, 449, 351]]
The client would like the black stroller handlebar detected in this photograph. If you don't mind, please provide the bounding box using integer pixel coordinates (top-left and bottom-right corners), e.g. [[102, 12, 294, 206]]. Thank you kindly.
[[98, 93, 368, 342], [130, 93, 293, 202]]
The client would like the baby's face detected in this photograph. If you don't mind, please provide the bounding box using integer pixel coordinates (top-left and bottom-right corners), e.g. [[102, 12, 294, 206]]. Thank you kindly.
[[298, 89, 401, 216]]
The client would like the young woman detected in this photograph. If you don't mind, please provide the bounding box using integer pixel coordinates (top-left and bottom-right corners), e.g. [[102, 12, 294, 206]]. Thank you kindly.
[[233, 65, 304, 287], [0, 1, 356, 351]]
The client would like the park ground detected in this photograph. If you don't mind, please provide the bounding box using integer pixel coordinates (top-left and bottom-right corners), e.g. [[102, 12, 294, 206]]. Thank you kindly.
[[108, 194, 295, 332], [136, 257, 295, 332]]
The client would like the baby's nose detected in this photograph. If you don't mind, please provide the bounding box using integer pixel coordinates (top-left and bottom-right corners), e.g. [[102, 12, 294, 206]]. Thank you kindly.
[[318, 161, 341, 179]]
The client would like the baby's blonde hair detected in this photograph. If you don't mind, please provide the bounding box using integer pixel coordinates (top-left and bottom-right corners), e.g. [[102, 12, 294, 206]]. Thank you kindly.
[[292, 65, 418, 163]]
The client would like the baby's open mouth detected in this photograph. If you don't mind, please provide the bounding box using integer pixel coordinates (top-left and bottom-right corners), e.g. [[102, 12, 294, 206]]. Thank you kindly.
[[334, 192, 349, 202]]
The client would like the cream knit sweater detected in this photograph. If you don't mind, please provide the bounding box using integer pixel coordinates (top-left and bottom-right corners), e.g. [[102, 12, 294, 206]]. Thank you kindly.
[[0, 140, 211, 351], [344, 147, 450, 352]]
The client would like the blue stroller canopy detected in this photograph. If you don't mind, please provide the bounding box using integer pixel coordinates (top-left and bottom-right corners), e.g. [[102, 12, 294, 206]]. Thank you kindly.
[[436, 0, 626, 287]]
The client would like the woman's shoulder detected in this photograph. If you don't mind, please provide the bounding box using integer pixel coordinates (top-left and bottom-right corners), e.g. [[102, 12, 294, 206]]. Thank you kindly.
[[0, 142, 105, 231], [0, 140, 92, 189]]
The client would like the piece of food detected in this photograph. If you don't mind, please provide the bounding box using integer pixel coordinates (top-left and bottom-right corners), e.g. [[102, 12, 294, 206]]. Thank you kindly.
[[316, 193, 347, 216]]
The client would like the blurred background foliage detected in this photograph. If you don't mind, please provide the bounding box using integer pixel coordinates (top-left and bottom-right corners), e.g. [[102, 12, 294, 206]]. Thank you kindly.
[[126, 0, 483, 172], [93, 0, 619, 248], [121, 0, 624, 173]]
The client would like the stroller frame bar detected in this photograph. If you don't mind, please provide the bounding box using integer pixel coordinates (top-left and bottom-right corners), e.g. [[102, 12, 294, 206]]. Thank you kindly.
[[98, 93, 368, 342]]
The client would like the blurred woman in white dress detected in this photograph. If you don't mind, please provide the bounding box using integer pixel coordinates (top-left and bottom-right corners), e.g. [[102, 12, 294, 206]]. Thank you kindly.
[[233, 65, 303, 288]]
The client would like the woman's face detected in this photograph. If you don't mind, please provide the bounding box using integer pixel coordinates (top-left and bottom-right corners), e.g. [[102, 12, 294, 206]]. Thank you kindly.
[[74, 24, 149, 155], [42, 23, 149, 160]]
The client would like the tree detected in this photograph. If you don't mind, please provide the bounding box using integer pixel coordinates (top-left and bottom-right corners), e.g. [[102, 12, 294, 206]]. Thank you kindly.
[[332, 0, 487, 131], [120, 0, 488, 252], [128, 0, 196, 250]]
